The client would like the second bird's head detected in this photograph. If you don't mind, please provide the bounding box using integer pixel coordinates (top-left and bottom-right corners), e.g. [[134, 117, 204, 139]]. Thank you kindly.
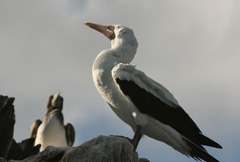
[[47, 92, 63, 112]]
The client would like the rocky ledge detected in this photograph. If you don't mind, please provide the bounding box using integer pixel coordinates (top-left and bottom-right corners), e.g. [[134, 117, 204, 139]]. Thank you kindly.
[[2, 135, 149, 162]]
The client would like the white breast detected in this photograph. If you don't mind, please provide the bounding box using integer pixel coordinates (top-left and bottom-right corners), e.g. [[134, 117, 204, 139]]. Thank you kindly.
[[93, 68, 138, 129], [35, 116, 67, 151]]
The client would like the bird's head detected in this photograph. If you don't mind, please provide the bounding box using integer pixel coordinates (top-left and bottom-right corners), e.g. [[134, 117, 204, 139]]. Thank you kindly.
[[85, 22, 138, 63], [47, 92, 63, 112]]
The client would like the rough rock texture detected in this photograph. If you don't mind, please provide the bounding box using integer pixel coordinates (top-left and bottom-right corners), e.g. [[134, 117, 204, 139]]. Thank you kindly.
[[8, 136, 150, 162], [0, 95, 15, 158], [0, 95, 150, 162], [0, 95, 39, 160]]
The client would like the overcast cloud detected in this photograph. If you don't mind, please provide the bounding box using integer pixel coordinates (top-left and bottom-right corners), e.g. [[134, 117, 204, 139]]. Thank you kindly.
[[0, 0, 239, 161]]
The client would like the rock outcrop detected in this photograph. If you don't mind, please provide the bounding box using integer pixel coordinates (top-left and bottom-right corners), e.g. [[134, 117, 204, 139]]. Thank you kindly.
[[0, 95, 150, 162], [0, 95, 39, 160], [7, 135, 149, 162]]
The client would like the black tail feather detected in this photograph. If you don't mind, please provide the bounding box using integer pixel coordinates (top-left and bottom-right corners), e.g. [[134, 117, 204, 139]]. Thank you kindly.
[[184, 138, 220, 162], [199, 134, 222, 149]]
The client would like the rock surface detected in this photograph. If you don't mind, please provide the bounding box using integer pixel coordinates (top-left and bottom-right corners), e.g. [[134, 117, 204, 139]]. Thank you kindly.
[[0, 95, 15, 158], [0, 95, 150, 162], [0, 95, 39, 160], [8, 135, 150, 162]]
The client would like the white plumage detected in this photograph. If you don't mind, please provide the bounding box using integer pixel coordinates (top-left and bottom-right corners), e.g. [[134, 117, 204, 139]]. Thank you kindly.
[[34, 112, 67, 151]]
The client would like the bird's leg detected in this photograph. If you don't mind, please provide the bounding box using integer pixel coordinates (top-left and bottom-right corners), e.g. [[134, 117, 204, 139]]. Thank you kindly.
[[131, 125, 143, 151]]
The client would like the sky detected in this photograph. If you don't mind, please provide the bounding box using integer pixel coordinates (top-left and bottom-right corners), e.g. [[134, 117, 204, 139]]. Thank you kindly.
[[0, 0, 239, 161]]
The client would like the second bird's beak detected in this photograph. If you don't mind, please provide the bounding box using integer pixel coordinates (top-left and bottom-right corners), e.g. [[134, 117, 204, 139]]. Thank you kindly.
[[85, 22, 115, 40]]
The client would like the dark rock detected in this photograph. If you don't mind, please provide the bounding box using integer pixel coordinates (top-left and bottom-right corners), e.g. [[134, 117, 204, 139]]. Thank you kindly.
[[62, 135, 139, 162], [0, 95, 149, 162], [6, 135, 150, 162], [0, 95, 40, 160], [0, 95, 15, 158]]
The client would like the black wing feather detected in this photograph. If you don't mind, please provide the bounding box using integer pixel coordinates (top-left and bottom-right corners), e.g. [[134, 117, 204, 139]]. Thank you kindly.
[[116, 79, 201, 137], [65, 123, 75, 146], [116, 79, 222, 149]]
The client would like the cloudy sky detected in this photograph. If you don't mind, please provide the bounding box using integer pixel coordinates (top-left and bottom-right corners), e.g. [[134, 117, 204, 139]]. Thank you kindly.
[[0, 0, 239, 161]]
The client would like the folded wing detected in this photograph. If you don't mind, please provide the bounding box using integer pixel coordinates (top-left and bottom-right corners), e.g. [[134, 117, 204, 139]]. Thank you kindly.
[[112, 64, 222, 159]]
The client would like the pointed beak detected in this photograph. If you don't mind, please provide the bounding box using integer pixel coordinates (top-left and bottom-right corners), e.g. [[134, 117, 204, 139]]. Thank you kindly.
[[85, 22, 115, 40], [51, 92, 61, 106], [53, 92, 60, 99]]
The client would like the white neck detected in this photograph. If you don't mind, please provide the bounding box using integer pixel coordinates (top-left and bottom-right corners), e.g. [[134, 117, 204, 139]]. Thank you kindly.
[[93, 36, 138, 71], [110, 37, 138, 63], [92, 36, 137, 105], [91, 33, 138, 127]]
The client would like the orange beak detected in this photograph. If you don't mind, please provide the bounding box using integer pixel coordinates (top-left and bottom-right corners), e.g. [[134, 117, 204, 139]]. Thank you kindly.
[[85, 22, 115, 40]]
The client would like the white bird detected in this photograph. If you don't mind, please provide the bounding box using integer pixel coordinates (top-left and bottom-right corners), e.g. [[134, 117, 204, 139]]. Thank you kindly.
[[30, 93, 75, 151], [86, 22, 222, 162]]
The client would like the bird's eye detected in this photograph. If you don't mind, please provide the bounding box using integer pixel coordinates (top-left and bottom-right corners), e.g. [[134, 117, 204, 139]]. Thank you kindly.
[[107, 26, 114, 31]]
